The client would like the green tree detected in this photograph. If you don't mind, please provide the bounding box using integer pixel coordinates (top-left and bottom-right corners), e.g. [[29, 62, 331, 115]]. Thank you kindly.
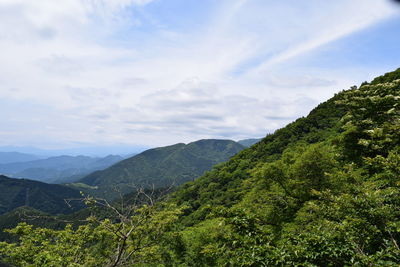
[[0, 192, 183, 267]]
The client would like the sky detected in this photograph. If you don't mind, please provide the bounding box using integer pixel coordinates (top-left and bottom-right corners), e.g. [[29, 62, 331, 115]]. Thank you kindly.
[[0, 0, 400, 154]]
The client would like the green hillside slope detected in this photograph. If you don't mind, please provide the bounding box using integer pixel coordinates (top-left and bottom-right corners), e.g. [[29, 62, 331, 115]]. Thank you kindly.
[[165, 68, 400, 265], [74, 139, 245, 200], [172, 92, 348, 223], [0, 175, 84, 215]]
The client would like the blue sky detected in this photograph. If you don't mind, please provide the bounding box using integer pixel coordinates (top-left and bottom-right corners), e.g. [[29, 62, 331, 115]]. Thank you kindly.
[[0, 0, 399, 153]]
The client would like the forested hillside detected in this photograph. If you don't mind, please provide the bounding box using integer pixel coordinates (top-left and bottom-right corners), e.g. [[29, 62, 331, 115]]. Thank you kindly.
[[0, 175, 84, 216], [168, 69, 400, 265], [73, 139, 245, 200], [0, 68, 399, 266]]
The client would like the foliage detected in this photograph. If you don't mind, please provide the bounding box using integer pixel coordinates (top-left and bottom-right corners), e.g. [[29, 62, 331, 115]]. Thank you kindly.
[[0, 201, 183, 266], [0, 222, 115, 267], [370, 67, 400, 85]]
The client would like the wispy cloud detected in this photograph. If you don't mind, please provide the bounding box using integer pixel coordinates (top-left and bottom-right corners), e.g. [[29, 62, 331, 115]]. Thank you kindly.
[[0, 0, 398, 149], [245, 0, 395, 76]]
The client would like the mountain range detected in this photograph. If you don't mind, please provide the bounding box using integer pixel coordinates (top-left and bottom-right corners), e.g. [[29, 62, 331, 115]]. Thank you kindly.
[[0, 155, 124, 184], [71, 139, 246, 200], [0, 152, 43, 164], [0, 139, 246, 218], [0, 145, 149, 157]]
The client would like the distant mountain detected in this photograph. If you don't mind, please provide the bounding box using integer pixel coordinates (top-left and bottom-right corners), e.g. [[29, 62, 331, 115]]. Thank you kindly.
[[0, 152, 42, 164], [238, 138, 262, 147], [0, 175, 84, 215], [73, 139, 245, 200], [0, 145, 148, 157], [0, 155, 124, 183]]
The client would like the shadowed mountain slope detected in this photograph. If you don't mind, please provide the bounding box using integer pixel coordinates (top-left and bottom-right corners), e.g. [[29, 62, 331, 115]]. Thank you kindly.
[[0, 175, 84, 215]]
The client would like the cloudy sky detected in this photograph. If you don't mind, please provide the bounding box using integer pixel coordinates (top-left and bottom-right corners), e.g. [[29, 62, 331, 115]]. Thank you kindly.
[[1, 0, 400, 152]]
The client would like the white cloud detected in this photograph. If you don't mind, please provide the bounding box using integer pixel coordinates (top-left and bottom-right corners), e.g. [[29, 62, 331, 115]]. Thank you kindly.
[[0, 0, 397, 149]]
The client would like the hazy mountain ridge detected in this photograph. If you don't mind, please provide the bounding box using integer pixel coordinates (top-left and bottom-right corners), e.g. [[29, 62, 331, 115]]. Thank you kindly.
[[0, 152, 42, 164], [0, 145, 149, 158], [0, 155, 124, 184], [237, 138, 262, 147]]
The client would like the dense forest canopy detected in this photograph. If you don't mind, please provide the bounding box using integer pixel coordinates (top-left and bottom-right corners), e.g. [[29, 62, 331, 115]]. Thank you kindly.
[[0, 68, 399, 266]]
